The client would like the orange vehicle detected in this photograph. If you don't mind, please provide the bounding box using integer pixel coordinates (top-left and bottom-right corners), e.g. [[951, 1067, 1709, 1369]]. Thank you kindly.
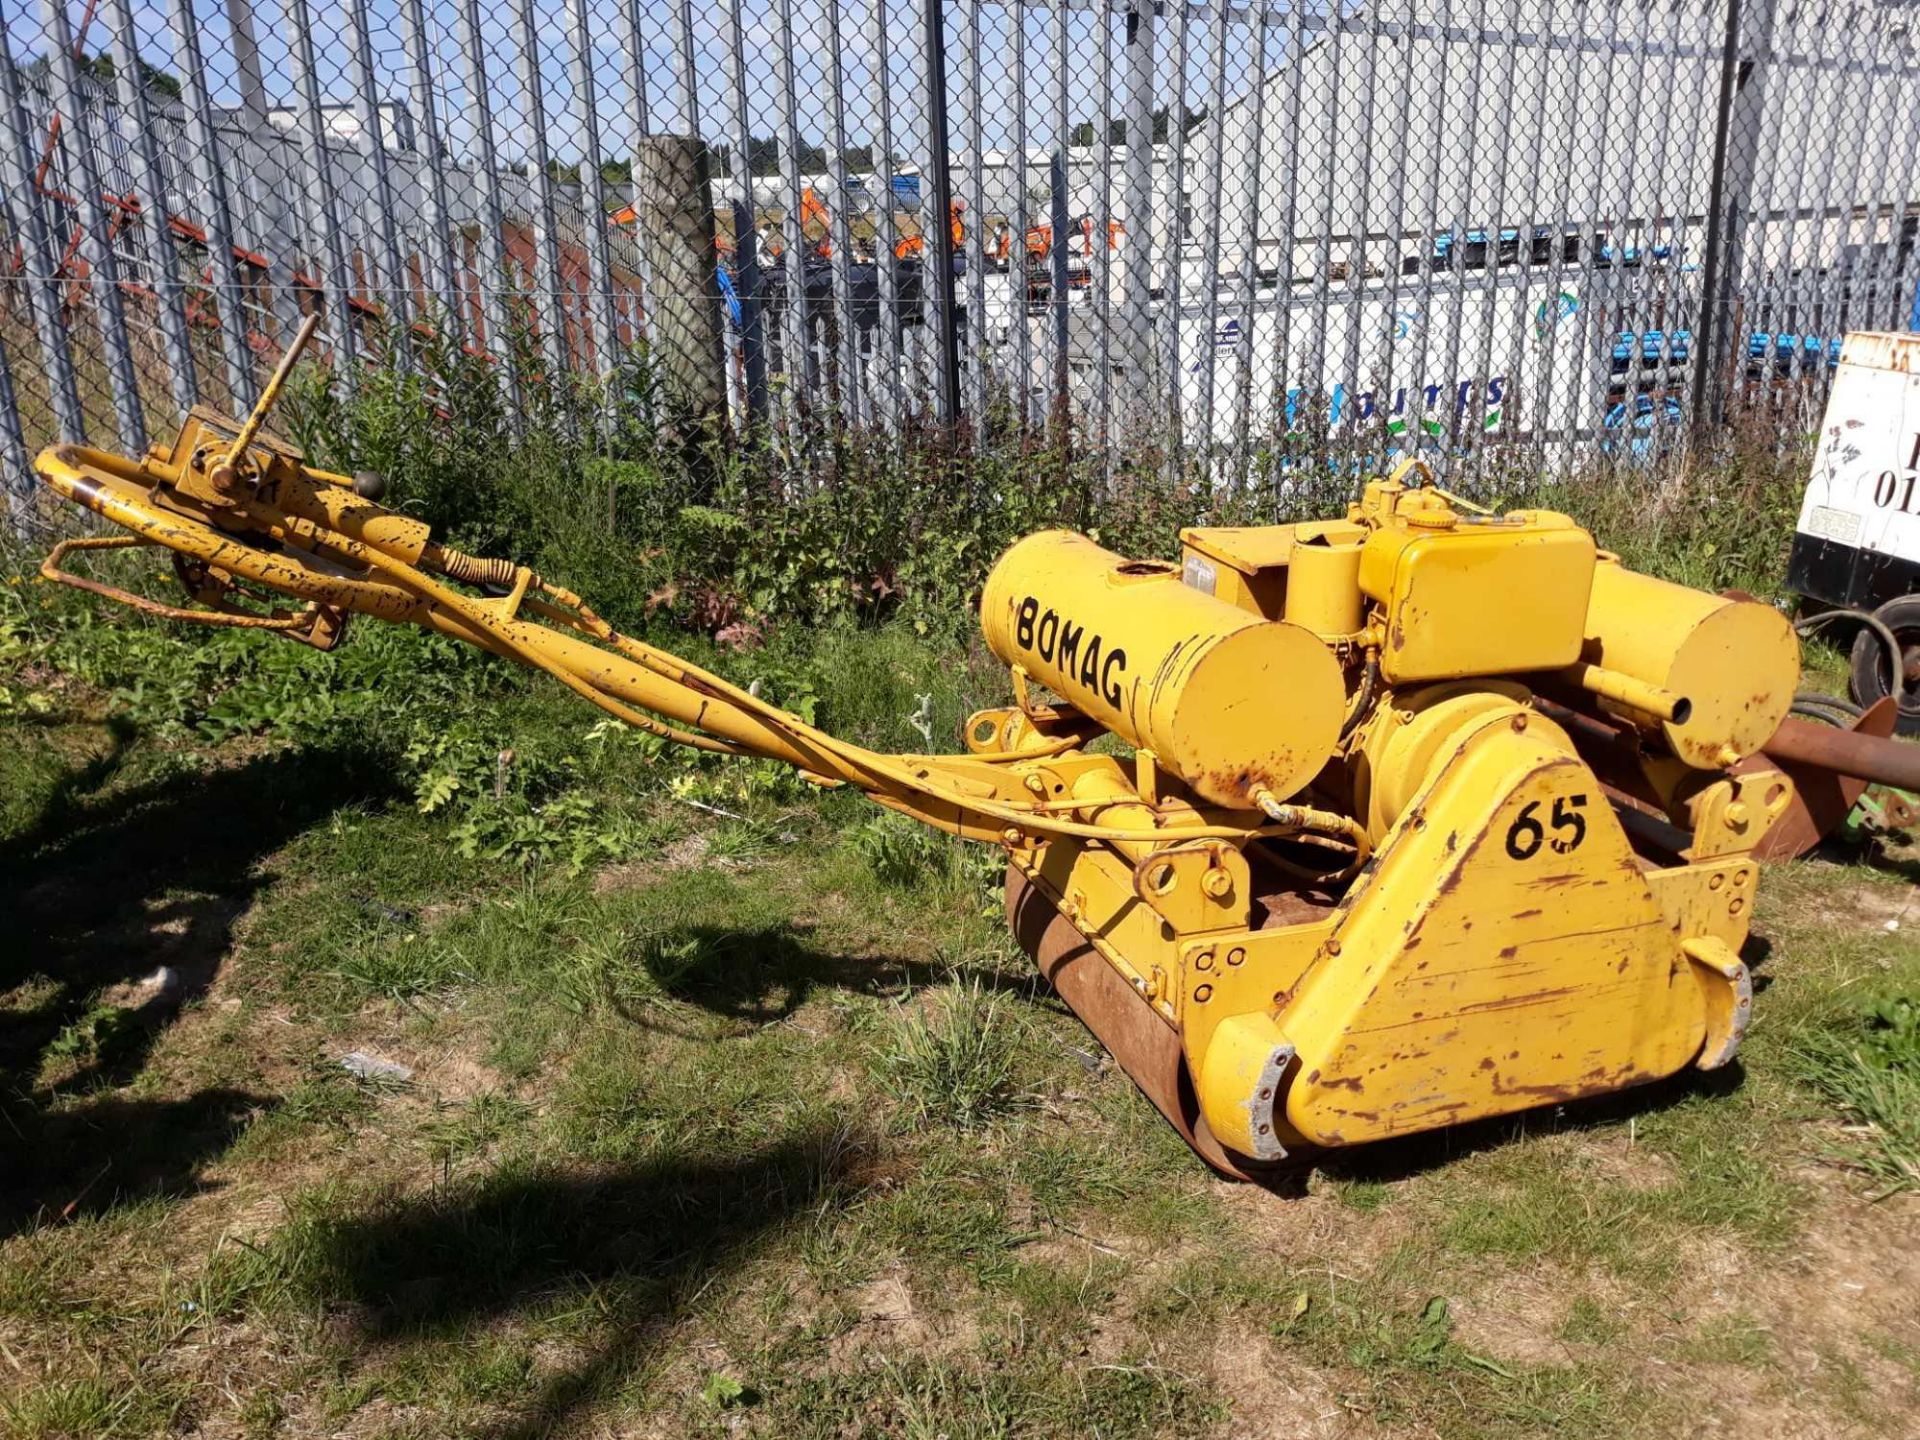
[[997, 216, 1125, 264], [609, 191, 821, 262], [894, 200, 967, 259]]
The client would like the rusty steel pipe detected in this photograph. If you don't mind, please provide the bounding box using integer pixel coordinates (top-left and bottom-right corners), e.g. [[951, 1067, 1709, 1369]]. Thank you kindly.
[[1766, 715, 1920, 792]]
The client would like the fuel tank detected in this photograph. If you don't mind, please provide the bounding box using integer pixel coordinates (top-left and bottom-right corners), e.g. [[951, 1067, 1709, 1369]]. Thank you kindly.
[[980, 530, 1345, 808], [1581, 558, 1799, 768]]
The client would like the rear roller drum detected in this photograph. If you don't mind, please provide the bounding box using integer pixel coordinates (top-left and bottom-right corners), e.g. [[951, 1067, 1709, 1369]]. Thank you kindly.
[[1005, 868, 1306, 1184]]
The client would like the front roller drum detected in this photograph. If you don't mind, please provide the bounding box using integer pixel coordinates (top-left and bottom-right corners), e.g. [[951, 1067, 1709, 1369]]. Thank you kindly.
[[1005, 868, 1298, 1183]]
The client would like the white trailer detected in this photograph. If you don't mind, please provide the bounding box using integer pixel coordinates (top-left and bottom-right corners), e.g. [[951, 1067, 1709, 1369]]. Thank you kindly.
[[1790, 330, 1920, 733]]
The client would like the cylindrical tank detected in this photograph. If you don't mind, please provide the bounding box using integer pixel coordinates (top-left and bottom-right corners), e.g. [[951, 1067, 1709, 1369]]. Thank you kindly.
[[1581, 558, 1799, 768], [1284, 523, 1367, 637], [981, 531, 1345, 808]]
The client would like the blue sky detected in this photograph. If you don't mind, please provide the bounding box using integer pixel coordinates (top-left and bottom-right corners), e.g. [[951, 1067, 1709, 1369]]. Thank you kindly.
[[4, 0, 1281, 172]]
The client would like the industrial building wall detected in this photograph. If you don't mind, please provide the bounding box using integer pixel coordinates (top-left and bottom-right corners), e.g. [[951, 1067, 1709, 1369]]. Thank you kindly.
[[1208, 3, 1726, 264], [1203, 0, 1918, 270]]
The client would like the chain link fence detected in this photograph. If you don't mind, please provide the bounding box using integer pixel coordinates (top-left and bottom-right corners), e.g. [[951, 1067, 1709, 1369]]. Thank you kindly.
[[3, 0, 1918, 522]]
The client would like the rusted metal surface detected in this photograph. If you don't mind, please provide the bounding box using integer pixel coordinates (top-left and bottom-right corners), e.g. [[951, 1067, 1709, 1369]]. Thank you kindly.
[[1767, 702, 1920, 791], [1875, 789, 1919, 831], [1005, 868, 1282, 1183], [1747, 699, 1900, 859], [1534, 697, 1682, 821], [1550, 690, 1912, 859]]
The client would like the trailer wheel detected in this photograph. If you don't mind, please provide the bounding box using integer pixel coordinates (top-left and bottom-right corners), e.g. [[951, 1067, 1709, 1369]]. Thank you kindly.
[[1849, 595, 1920, 737]]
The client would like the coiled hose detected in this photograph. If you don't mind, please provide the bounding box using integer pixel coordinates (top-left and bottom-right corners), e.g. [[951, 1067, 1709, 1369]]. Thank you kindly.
[[1789, 690, 1864, 728], [1795, 609, 1908, 712]]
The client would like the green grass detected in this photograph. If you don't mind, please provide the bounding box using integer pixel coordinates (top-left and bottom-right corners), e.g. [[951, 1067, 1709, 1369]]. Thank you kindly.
[[1790, 993, 1920, 1196], [2, 387, 1915, 1435], [871, 979, 1026, 1131], [2, 617, 1910, 1437], [1676, 1312, 1773, 1368], [0, 1370, 183, 1440], [1557, 1295, 1626, 1347]]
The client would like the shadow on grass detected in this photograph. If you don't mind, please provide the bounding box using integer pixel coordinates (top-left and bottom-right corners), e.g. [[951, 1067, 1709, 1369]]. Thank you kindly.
[[0, 1088, 272, 1234], [615, 920, 1038, 1032], [287, 1127, 864, 1438], [0, 740, 396, 1235], [1841, 838, 1920, 885]]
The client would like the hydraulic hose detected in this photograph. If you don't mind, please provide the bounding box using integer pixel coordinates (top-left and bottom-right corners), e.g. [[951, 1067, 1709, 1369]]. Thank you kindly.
[[1796, 609, 1908, 711], [1338, 649, 1380, 743], [1789, 690, 1864, 727], [424, 542, 521, 591]]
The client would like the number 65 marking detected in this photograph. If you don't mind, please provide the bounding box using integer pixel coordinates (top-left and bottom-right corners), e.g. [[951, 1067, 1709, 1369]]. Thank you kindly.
[[1505, 794, 1588, 860]]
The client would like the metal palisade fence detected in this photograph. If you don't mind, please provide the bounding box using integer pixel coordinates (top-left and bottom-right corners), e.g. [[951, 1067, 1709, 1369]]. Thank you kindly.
[[3, 0, 1919, 519]]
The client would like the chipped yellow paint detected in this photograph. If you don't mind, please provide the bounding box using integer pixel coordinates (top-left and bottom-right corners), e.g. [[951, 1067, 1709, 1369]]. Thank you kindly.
[[1581, 559, 1800, 768], [1357, 494, 1598, 684], [980, 529, 1346, 808], [1278, 708, 1704, 1147]]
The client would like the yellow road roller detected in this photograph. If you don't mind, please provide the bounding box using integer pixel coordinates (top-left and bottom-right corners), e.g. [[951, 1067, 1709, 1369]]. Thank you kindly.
[[31, 321, 1821, 1178]]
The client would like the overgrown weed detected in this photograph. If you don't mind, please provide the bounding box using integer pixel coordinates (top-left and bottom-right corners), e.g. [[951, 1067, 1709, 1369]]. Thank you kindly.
[[1792, 993, 1920, 1196], [873, 979, 1023, 1130]]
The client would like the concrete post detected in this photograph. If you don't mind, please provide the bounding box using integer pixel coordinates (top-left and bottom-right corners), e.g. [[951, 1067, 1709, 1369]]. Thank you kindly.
[[1695, 0, 1775, 428], [637, 134, 726, 423]]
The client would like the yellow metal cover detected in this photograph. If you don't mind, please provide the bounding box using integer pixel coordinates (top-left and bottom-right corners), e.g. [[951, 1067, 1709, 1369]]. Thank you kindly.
[[1178, 524, 1299, 573], [1279, 717, 1706, 1146], [1178, 525, 1295, 618], [1180, 521, 1369, 624], [1360, 512, 1596, 682], [982, 530, 1345, 808], [1581, 559, 1799, 768]]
